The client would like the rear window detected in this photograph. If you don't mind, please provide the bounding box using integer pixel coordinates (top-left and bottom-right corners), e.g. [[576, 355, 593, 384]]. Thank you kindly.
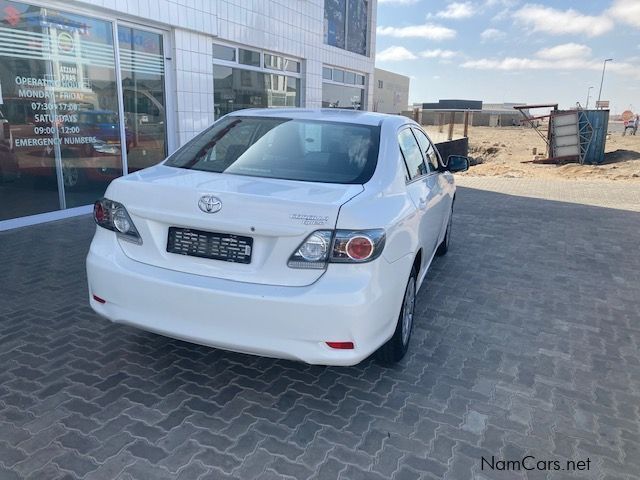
[[164, 116, 380, 184]]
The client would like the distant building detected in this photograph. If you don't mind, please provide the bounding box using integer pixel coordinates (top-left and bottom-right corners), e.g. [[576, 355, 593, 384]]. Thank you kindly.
[[475, 103, 528, 127], [419, 100, 528, 127], [373, 68, 410, 114]]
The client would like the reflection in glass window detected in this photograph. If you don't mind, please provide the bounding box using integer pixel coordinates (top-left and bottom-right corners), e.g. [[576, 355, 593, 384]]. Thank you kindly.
[[118, 26, 167, 173], [347, 0, 368, 55], [344, 71, 356, 85], [284, 59, 300, 73], [264, 54, 300, 73], [238, 49, 260, 67], [0, 0, 122, 220], [322, 83, 364, 110], [324, 0, 368, 56], [412, 128, 440, 172], [398, 129, 427, 180], [324, 0, 346, 50], [213, 66, 300, 119], [213, 43, 236, 62], [264, 54, 281, 70]]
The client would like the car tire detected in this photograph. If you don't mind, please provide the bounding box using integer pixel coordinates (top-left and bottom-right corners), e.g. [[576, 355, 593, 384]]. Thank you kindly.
[[436, 206, 453, 256], [376, 266, 417, 364]]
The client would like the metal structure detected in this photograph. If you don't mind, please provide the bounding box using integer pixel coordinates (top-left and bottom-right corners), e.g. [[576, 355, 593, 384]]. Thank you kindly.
[[513, 103, 603, 165]]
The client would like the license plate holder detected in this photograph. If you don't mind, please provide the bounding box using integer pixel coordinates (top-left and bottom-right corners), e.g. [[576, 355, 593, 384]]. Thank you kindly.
[[167, 227, 253, 264]]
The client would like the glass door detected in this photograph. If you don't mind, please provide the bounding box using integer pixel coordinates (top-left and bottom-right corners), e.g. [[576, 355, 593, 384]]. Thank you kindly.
[[0, 0, 123, 219], [117, 25, 167, 173]]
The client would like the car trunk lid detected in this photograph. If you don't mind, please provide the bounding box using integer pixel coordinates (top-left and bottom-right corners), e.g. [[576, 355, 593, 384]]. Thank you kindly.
[[107, 165, 363, 286]]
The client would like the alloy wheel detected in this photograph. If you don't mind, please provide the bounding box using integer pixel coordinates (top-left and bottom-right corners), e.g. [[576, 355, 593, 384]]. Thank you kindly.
[[401, 276, 416, 346]]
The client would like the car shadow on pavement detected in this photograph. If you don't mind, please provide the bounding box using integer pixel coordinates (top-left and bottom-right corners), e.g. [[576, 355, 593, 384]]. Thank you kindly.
[[1, 185, 639, 480]]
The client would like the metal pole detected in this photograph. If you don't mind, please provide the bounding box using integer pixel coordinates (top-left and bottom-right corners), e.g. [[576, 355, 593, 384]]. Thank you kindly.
[[448, 111, 455, 141], [585, 86, 593, 109], [596, 59, 613, 107]]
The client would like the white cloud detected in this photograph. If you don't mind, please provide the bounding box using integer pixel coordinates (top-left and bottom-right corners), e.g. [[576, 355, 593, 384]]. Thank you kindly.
[[376, 46, 417, 62], [378, 0, 419, 4], [535, 43, 592, 60], [480, 28, 506, 41], [461, 56, 640, 78], [513, 4, 614, 37], [377, 23, 457, 40], [609, 0, 640, 28], [420, 49, 459, 59], [435, 2, 476, 19]]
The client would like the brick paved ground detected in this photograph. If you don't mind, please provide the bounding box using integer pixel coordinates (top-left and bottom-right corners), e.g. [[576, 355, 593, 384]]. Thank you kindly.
[[1, 183, 639, 479], [457, 176, 640, 212]]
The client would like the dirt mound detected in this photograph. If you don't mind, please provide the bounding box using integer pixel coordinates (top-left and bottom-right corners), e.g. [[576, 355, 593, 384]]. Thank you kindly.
[[468, 143, 501, 165], [604, 149, 640, 164]]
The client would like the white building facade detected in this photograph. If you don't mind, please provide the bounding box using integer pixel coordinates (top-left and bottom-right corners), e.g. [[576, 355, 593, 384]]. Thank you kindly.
[[0, 0, 376, 229], [373, 68, 409, 114]]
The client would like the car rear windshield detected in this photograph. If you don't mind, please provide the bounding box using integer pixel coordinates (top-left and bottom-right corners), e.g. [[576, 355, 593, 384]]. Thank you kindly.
[[164, 116, 380, 184]]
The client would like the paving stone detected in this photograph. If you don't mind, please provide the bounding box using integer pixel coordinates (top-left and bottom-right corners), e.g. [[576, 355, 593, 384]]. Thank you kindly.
[[53, 450, 100, 477], [126, 439, 170, 464]]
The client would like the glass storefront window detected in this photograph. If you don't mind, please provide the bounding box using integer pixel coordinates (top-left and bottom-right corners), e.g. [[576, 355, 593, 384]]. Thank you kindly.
[[322, 83, 364, 110], [322, 67, 333, 80], [284, 59, 300, 73], [238, 48, 260, 67], [333, 69, 344, 83], [344, 71, 356, 85], [213, 43, 235, 62], [264, 54, 300, 74], [118, 26, 167, 173], [0, 0, 122, 220], [213, 66, 300, 120]]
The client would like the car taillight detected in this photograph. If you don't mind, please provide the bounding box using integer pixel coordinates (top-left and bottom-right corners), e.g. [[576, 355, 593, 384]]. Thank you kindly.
[[287, 230, 332, 269], [93, 198, 142, 244], [344, 235, 374, 261], [288, 229, 385, 269]]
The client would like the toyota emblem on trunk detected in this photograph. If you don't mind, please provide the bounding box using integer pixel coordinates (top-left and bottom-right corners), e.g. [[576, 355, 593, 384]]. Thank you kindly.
[[198, 195, 222, 213]]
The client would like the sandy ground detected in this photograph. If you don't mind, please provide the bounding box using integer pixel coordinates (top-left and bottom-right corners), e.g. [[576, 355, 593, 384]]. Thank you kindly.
[[425, 122, 640, 182]]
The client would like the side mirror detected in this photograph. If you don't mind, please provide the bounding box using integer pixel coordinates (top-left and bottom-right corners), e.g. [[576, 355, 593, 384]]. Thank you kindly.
[[447, 155, 469, 173]]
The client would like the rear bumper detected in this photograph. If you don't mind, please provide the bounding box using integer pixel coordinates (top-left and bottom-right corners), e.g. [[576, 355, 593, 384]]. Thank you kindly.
[[86, 228, 413, 365]]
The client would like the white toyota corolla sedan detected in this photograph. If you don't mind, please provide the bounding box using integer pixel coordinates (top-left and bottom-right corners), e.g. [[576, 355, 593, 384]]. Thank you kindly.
[[86, 109, 468, 366]]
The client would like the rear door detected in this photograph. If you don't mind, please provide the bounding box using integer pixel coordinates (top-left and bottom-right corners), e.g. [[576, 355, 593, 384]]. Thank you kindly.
[[412, 127, 450, 250], [397, 127, 439, 269]]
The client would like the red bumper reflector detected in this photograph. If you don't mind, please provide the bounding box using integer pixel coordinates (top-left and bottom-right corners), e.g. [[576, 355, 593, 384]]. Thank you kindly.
[[92, 294, 106, 304], [326, 342, 354, 350]]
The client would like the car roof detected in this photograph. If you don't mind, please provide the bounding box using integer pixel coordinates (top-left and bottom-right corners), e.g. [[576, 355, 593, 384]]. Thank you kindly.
[[226, 108, 411, 127]]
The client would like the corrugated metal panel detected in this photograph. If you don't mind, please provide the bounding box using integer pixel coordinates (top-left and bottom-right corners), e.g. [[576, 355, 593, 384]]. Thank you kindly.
[[582, 110, 609, 165]]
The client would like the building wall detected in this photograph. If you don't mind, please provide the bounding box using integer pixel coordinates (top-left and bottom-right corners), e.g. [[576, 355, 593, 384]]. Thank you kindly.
[[373, 68, 409, 114]]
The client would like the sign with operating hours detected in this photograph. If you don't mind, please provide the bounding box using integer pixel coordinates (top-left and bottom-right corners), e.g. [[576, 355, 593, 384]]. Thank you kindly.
[[11, 72, 98, 149]]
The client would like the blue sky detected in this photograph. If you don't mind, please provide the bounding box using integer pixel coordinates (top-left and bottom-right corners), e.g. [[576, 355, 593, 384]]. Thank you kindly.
[[375, 0, 640, 113]]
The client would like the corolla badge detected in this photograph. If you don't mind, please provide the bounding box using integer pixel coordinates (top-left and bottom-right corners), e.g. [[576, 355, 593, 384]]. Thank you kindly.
[[290, 214, 329, 225], [198, 195, 222, 213]]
